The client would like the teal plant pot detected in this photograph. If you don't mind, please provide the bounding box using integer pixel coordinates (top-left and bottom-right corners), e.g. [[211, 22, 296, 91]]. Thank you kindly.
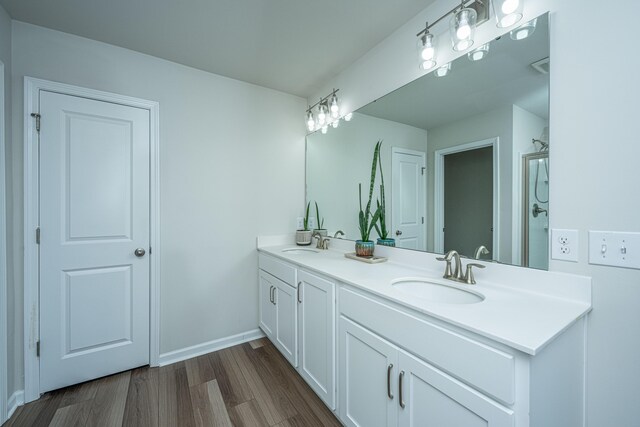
[[377, 238, 396, 247], [355, 240, 375, 257]]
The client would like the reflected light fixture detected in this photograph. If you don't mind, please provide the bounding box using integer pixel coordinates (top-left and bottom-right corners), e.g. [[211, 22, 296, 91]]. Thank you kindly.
[[450, 3, 477, 51], [434, 63, 452, 77], [317, 102, 328, 127], [331, 119, 339, 129], [306, 109, 315, 132], [468, 42, 490, 61], [493, 0, 523, 28], [418, 23, 437, 70], [330, 93, 340, 118], [321, 125, 328, 134], [510, 17, 537, 40], [344, 112, 353, 122]]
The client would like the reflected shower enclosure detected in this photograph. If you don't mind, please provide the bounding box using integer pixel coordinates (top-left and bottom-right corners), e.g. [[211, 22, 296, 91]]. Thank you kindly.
[[522, 152, 549, 269]]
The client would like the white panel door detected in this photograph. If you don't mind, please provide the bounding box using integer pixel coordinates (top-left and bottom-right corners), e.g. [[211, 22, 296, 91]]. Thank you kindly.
[[39, 90, 150, 393], [298, 270, 336, 409], [258, 271, 277, 338], [398, 351, 513, 427], [339, 316, 398, 427], [392, 149, 426, 251], [275, 279, 298, 367]]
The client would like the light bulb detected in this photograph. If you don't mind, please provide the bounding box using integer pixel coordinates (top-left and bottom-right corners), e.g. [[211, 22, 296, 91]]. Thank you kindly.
[[321, 125, 328, 134], [501, 0, 519, 15], [330, 93, 339, 118], [344, 112, 353, 122], [306, 111, 315, 132], [450, 8, 477, 51], [418, 32, 437, 70], [434, 63, 451, 77], [331, 120, 339, 129], [317, 104, 327, 126]]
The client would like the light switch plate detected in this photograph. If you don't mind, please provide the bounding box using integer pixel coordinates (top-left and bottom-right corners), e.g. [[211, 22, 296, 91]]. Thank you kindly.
[[308, 217, 317, 230], [551, 229, 579, 262], [589, 231, 640, 269], [296, 217, 304, 230]]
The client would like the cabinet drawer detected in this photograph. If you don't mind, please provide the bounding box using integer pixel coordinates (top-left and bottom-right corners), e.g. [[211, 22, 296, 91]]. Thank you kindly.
[[340, 287, 515, 404], [259, 253, 296, 286]]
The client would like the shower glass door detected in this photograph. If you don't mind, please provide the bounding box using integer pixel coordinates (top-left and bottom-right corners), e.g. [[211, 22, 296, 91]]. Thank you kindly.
[[522, 152, 549, 269]]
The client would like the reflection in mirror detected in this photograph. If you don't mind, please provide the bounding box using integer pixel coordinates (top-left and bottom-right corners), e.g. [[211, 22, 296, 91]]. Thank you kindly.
[[307, 13, 549, 269]]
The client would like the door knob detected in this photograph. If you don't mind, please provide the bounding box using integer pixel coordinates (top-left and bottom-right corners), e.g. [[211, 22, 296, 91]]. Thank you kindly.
[[134, 248, 146, 257], [395, 230, 403, 236]]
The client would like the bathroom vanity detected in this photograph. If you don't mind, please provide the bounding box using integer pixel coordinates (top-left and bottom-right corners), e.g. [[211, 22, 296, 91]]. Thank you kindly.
[[257, 236, 591, 427]]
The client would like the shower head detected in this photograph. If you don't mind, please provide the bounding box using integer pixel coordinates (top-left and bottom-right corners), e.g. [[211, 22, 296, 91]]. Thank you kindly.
[[532, 126, 549, 151]]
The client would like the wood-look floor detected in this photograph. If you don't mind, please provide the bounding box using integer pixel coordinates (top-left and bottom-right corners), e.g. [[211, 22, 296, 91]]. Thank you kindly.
[[5, 339, 341, 427]]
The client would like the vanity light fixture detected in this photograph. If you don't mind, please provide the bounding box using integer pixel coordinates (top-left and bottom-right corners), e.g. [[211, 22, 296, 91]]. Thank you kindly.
[[418, 24, 437, 70], [493, 0, 523, 28], [468, 42, 490, 61], [450, 3, 477, 51], [510, 17, 537, 40], [434, 63, 452, 77], [305, 89, 341, 133]]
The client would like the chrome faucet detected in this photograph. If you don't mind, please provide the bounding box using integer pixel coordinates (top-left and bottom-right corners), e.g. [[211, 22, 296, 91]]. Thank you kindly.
[[313, 231, 330, 250], [473, 245, 490, 260], [437, 250, 486, 285], [333, 230, 345, 238]]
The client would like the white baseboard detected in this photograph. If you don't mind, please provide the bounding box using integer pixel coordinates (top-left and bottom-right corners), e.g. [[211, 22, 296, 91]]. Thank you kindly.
[[7, 390, 24, 420], [158, 328, 265, 367]]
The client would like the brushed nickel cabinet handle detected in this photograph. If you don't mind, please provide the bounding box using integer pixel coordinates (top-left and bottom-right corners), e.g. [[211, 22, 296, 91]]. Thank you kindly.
[[399, 370, 405, 409], [297, 282, 302, 303], [387, 364, 394, 399], [270, 286, 275, 304]]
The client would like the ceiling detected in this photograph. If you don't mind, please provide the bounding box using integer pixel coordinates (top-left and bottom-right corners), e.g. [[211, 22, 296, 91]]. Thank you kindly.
[[0, 0, 438, 97], [358, 14, 549, 130]]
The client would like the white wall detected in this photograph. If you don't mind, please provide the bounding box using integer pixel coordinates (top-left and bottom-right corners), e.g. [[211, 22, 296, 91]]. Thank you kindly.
[[426, 106, 513, 259], [309, 0, 640, 424], [8, 21, 306, 394], [307, 112, 427, 240], [0, 4, 11, 419]]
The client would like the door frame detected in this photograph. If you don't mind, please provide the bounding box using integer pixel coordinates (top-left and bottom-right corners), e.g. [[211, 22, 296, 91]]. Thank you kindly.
[[0, 61, 8, 424], [391, 147, 427, 251], [23, 77, 161, 402], [434, 137, 500, 259]]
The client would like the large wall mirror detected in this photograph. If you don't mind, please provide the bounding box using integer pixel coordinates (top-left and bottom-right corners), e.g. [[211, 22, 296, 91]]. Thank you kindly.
[[307, 13, 549, 269]]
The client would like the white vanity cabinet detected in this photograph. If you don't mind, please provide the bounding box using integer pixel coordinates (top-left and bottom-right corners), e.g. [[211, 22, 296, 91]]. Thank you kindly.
[[258, 255, 298, 367], [297, 270, 336, 410], [339, 316, 512, 427], [258, 253, 337, 407]]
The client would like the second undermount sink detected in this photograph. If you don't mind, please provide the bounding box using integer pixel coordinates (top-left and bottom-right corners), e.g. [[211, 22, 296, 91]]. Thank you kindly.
[[281, 248, 319, 254], [391, 278, 484, 304]]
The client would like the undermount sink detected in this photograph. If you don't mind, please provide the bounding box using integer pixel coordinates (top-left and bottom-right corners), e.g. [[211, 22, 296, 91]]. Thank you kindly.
[[391, 278, 484, 304], [281, 248, 319, 254]]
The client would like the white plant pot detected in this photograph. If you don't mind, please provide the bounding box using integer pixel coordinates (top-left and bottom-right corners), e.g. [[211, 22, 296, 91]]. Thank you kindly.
[[296, 230, 313, 246]]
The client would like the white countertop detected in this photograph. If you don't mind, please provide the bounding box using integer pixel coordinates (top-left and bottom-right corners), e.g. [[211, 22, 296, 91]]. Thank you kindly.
[[258, 242, 592, 356]]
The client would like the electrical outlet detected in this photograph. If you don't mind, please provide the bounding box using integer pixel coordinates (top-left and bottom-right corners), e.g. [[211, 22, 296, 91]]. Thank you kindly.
[[309, 217, 317, 230], [296, 217, 304, 230], [551, 229, 578, 262]]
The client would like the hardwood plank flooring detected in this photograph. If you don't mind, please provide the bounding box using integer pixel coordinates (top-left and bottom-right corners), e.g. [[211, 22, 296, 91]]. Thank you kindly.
[[4, 341, 341, 427]]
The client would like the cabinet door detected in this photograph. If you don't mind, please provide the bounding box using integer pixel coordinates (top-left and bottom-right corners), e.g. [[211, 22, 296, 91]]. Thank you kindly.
[[339, 316, 398, 427], [275, 279, 298, 367], [298, 270, 336, 410], [397, 351, 514, 427], [259, 271, 276, 339]]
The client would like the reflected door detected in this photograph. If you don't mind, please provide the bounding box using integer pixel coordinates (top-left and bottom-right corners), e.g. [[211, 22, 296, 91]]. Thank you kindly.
[[391, 149, 426, 250], [443, 147, 493, 257], [39, 91, 150, 393]]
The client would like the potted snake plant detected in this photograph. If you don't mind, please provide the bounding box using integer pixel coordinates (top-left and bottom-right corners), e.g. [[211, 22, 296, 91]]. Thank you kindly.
[[296, 202, 313, 245], [373, 141, 395, 247], [313, 201, 327, 237], [356, 142, 382, 256]]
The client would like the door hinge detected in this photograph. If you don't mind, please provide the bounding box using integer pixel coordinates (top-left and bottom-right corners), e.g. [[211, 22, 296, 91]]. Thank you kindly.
[[422, 217, 424, 224], [149, 246, 152, 255], [31, 113, 41, 133], [421, 167, 425, 175], [36, 227, 40, 244], [36, 340, 40, 357]]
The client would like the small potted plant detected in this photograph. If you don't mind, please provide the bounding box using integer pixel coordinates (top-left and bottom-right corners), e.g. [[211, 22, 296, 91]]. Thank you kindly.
[[296, 202, 313, 246], [373, 141, 395, 247], [356, 142, 382, 257], [313, 201, 327, 237]]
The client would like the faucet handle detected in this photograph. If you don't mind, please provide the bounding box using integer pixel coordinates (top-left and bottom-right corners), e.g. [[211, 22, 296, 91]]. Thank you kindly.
[[464, 263, 485, 285], [436, 257, 454, 279]]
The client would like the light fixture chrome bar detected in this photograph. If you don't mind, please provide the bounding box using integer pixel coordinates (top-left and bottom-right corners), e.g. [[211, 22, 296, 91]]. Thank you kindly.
[[416, 0, 487, 37], [306, 88, 340, 113]]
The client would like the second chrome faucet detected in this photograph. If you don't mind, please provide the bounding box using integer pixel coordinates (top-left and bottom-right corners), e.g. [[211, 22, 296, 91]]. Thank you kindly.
[[436, 250, 485, 285]]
